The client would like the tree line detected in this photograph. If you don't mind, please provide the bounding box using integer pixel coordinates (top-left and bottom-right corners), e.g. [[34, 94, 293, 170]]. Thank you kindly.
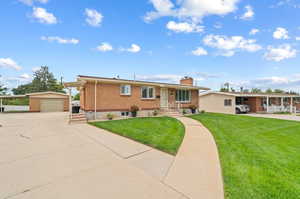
[[220, 82, 299, 94], [0, 66, 64, 96]]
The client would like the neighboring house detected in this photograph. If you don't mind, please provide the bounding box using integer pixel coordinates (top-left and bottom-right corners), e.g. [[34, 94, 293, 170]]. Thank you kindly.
[[199, 91, 300, 114], [65, 75, 209, 120]]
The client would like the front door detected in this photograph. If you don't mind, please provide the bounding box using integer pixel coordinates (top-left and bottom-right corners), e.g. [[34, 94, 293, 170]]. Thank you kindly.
[[160, 88, 168, 108]]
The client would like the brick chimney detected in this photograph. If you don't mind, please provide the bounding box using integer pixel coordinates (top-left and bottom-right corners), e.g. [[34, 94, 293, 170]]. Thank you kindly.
[[180, 76, 194, 86]]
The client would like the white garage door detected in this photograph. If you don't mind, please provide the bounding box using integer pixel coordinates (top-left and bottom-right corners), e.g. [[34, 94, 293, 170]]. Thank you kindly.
[[40, 99, 64, 112]]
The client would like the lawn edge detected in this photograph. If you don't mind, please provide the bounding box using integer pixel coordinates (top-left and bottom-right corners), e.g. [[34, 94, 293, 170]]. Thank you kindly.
[[89, 116, 185, 156]]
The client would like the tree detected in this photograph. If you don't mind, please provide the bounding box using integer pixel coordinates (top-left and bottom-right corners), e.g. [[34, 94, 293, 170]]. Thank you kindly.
[[0, 84, 7, 95], [12, 66, 64, 95], [73, 93, 80, 100], [265, 88, 273, 93], [273, 89, 285, 94], [251, 88, 262, 93]]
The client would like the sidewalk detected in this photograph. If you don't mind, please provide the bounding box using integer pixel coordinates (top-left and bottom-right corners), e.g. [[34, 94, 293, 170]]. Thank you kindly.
[[164, 116, 224, 199]]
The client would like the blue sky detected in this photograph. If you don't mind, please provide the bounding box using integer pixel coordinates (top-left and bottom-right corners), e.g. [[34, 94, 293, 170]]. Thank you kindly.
[[1, 0, 300, 92]]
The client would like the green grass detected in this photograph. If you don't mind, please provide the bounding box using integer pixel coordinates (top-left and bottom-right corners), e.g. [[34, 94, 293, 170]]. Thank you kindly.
[[189, 113, 300, 199], [89, 117, 185, 155], [273, 112, 291, 115]]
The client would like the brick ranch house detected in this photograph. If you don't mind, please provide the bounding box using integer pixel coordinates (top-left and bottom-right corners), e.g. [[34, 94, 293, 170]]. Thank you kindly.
[[65, 75, 209, 120], [199, 91, 300, 114]]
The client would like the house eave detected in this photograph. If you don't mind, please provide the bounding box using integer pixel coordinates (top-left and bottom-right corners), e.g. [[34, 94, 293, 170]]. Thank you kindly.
[[77, 75, 210, 90]]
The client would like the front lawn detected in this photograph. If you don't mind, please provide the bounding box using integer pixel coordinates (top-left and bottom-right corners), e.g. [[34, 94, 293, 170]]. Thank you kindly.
[[189, 113, 300, 199], [90, 117, 185, 155]]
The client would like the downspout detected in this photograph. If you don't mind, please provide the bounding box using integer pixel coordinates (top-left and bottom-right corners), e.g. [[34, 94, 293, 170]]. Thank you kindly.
[[94, 80, 97, 120]]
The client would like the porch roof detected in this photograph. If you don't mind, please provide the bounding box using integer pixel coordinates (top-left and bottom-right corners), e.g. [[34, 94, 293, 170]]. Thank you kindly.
[[75, 75, 210, 90], [200, 91, 300, 98]]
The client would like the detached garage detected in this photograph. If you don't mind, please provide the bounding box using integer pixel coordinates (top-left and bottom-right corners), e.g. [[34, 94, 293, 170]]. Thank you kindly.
[[28, 92, 69, 112]]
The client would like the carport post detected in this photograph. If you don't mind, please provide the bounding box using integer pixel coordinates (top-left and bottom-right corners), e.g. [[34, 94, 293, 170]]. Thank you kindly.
[[0, 98, 2, 113], [290, 97, 293, 113], [281, 97, 284, 111], [266, 96, 269, 113], [68, 88, 72, 120]]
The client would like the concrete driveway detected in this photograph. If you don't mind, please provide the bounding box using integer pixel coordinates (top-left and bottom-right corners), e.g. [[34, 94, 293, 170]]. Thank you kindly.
[[246, 113, 300, 121], [0, 113, 183, 199]]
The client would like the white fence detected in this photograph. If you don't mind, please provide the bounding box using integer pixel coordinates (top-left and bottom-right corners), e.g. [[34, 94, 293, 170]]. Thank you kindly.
[[1, 105, 29, 112], [264, 105, 296, 113]]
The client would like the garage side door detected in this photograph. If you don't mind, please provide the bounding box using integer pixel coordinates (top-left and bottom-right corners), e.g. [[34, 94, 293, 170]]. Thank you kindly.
[[40, 99, 64, 112]]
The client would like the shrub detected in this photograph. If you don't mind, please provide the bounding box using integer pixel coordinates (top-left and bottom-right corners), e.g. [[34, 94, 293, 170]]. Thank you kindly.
[[130, 105, 139, 112], [182, 109, 187, 115], [130, 105, 139, 117], [153, 109, 159, 116], [200, 110, 205, 114], [106, 113, 114, 120], [188, 104, 197, 110]]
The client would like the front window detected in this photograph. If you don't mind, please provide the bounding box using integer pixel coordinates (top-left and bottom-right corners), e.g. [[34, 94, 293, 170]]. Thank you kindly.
[[120, 85, 131, 95], [224, 99, 232, 106], [176, 90, 191, 102], [141, 86, 155, 99]]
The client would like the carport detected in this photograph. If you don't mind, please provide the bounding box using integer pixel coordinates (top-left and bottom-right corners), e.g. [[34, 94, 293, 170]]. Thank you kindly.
[[0, 95, 27, 112]]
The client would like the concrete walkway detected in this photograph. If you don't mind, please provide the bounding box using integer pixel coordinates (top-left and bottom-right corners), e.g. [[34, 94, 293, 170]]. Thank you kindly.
[[0, 113, 183, 199], [164, 116, 224, 199], [247, 113, 300, 121]]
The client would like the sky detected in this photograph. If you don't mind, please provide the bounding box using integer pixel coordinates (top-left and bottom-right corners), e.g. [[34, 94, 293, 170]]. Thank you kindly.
[[1, 0, 300, 92]]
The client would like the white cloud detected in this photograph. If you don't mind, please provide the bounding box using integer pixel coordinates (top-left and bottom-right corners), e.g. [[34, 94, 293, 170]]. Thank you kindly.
[[41, 36, 79, 44], [32, 66, 41, 72], [85, 9, 103, 27], [31, 7, 57, 24], [137, 74, 183, 83], [249, 28, 259, 35], [240, 5, 254, 20], [96, 42, 113, 52], [191, 47, 208, 56], [296, 37, 300, 41], [121, 44, 141, 53], [19, 73, 32, 80], [19, 0, 49, 6], [203, 34, 262, 56], [264, 44, 297, 62], [144, 0, 240, 23], [273, 27, 289, 39], [166, 21, 204, 33], [0, 58, 22, 70]]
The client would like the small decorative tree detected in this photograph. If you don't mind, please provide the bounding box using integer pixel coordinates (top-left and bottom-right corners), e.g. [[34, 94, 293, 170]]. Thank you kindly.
[[130, 105, 139, 117]]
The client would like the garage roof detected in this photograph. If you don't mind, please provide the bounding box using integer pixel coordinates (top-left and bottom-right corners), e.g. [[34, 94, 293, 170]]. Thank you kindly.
[[26, 91, 68, 96]]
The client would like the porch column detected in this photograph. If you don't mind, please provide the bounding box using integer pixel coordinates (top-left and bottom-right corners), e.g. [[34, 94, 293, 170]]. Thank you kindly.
[[281, 97, 284, 111], [266, 96, 269, 113], [94, 81, 97, 120], [68, 88, 72, 120], [290, 97, 293, 113]]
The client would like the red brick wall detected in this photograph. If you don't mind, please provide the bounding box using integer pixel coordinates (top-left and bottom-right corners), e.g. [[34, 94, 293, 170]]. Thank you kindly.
[[244, 97, 264, 112], [82, 82, 199, 111]]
